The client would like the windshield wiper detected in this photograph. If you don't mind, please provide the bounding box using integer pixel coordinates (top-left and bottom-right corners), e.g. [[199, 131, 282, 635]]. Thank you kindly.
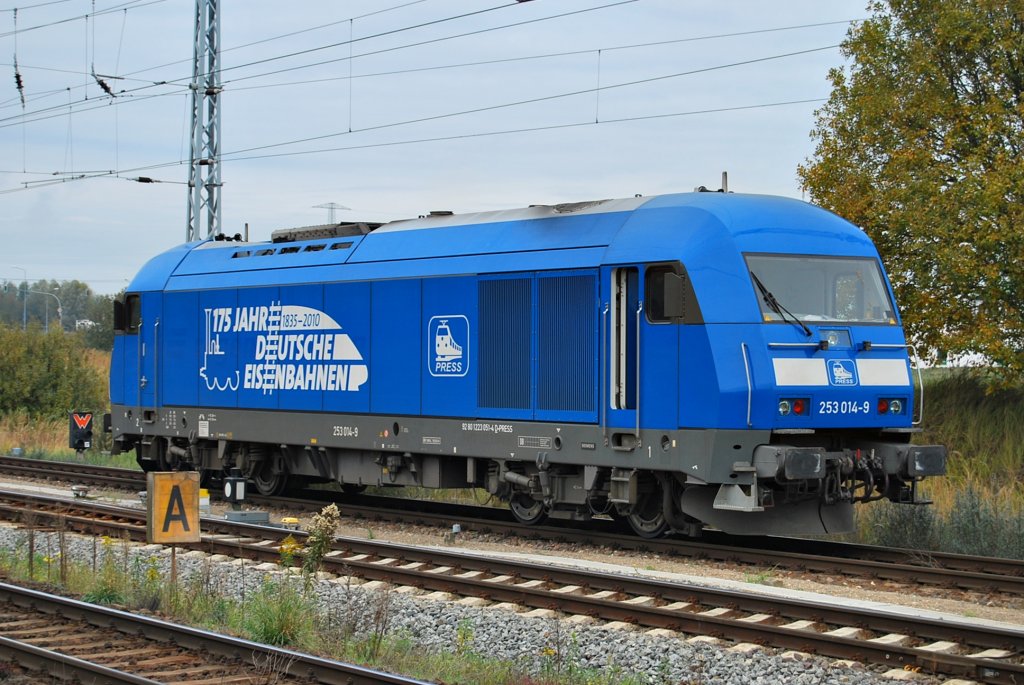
[[750, 272, 812, 337]]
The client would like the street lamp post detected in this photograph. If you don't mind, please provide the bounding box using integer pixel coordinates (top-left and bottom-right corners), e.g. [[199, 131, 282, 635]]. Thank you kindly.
[[10, 266, 26, 330], [27, 290, 63, 333]]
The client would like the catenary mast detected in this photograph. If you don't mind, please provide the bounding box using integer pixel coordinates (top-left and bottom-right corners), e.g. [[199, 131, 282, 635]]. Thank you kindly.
[[186, 0, 221, 242]]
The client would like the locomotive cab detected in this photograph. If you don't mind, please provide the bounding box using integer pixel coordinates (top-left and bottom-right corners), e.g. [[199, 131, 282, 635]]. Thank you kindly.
[[667, 250, 946, 537]]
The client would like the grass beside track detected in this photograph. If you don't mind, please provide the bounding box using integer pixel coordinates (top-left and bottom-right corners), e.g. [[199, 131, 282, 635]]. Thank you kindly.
[[854, 372, 1024, 557], [0, 530, 648, 685], [0, 412, 136, 469]]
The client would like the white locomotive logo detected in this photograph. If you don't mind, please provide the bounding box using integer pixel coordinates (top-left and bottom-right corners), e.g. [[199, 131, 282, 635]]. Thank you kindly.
[[201, 301, 368, 394], [429, 315, 469, 377], [200, 307, 240, 392], [828, 359, 858, 386], [435, 321, 463, 361]]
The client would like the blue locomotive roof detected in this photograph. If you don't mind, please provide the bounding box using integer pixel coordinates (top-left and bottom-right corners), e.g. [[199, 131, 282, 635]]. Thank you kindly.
[[128, 192, 878, 294]]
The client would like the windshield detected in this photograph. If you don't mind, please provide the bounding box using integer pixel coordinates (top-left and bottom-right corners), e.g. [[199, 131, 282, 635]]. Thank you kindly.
[[745, 254, 897, 325]]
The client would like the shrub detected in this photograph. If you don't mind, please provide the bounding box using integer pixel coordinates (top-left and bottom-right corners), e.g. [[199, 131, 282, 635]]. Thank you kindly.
[[240, 579, 316, 647], [941, 486, 1024, 559], [82, 584, 126, 605], [302, 503, 340, 581], [858, 500, 938, 551], [857, 485, 1024, 559], [0, 324, 107, 419]]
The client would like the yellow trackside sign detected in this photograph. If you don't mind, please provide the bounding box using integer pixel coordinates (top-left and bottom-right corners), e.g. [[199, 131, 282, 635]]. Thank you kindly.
[[147, 471, 201, 544]]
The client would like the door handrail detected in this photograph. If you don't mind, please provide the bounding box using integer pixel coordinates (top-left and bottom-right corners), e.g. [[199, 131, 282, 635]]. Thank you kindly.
[[634, 300, 643, 445], [152, 318, 160, 412], [601, 302, 609, 445]]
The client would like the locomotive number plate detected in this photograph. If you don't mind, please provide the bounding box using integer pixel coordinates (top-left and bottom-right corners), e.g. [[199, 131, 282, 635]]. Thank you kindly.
[[817, 400, 871, 415]]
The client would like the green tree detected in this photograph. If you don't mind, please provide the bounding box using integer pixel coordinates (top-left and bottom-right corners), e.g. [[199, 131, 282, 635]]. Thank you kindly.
[[0, 279, 115, 348], [21, 280, 95, 332], [81, 292, 116, 351], [0, 280, 27, 328], [799, 0, 1024, 376], [0, 325, 106, 418]]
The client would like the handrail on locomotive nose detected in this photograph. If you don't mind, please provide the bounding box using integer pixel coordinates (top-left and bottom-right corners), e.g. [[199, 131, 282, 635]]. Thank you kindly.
[[768, 341, 824, 349], [863, 343, 925, 426]]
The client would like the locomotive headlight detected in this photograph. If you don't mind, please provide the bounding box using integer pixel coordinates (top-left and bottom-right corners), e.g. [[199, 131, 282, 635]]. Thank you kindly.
[[818, 329, 852, 348], [877, 398, 905, 414], [778, 399, 809, 416]]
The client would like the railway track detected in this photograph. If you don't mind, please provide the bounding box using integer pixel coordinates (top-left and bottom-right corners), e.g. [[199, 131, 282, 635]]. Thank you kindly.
[[0, 580, 427, 684], [0, 488, 1022, 683], [3, 454, 1023, 596], [0, 455, 145, 490]]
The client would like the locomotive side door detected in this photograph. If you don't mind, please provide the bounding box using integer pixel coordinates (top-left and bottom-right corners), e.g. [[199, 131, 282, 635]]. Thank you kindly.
[[138, 291, 162, 411], [602, 264, 682, 451], [604, 266, 639, 449]]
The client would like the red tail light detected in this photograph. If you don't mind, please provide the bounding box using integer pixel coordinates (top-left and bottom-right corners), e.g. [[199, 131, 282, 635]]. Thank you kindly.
[[779, 398, 809, 416], [877, 398, 905, 414]]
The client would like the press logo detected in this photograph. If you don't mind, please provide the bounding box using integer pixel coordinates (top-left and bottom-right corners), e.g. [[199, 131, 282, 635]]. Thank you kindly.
[[828, 359, 858, 386], [428, 315, 469, 377]]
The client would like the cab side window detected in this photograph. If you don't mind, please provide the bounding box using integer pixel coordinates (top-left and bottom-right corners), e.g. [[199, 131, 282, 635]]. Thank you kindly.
[[114, 294, 141, 334], [645, 264, 701, 324]]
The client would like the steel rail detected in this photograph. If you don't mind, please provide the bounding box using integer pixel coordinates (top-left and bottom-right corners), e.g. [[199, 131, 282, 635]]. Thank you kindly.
[[0, 635, 163, 685], [0, 489, 1021, 684], [0, 455, 145, 489], [0, 581, 430, 685], [2, 455, 1024, 593]]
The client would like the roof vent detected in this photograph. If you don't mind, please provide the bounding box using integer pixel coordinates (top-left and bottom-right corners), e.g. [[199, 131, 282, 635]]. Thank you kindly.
[[551, 199, 610, 213], [271, 222, 379, 244], [527, 199, 611, 214]]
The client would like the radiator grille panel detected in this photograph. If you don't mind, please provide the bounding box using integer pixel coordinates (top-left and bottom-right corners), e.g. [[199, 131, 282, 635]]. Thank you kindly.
[[538, 275, 595, 412], [478, 278, 532, 409]]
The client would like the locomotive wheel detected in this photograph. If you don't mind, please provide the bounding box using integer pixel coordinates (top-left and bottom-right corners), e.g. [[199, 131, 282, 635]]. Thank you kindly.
[[627, 508, 669, 538], [509, 493, 547, 525], [341, 484, 367, 495], [626, 478, 669, 538], [155, 439, 174, 471], [251, 458, 289, 496], [199, 468, 218, 489]]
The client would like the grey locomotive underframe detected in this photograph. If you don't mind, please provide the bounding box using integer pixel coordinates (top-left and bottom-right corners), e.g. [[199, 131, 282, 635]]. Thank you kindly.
[[111, 401, 940, 536]]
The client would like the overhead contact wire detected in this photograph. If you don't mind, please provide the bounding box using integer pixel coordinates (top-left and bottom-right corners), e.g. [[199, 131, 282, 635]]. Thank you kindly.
[[220, 44, 840, 158], [0, 97, 826, 195], [0, 0, 584, 121], [0, 0, 162, 40]]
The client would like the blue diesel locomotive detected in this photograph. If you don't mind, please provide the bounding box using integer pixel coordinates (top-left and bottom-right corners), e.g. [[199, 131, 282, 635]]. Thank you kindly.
[[108, 192, 946, 537]]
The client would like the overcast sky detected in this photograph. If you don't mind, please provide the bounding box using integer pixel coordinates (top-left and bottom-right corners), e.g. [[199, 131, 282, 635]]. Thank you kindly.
[[0, 0, 866, 294]]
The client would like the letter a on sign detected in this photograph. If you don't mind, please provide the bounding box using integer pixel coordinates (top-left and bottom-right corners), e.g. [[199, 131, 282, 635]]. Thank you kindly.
[[147, 471, 200, 544]]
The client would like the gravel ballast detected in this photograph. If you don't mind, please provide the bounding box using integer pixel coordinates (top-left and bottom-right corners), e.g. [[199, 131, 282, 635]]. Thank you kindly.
[[0, 524, 944, 684]]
